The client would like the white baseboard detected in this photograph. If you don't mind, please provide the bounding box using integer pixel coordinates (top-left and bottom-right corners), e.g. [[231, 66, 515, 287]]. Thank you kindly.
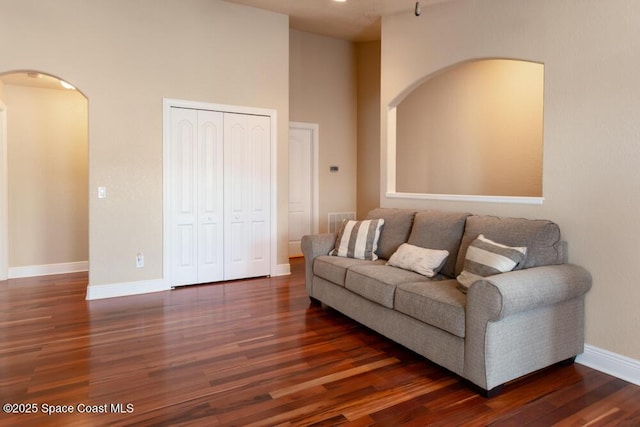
[[86, 279, 170, 300], [273, 263, 291, 277], [9, 261, 88, 279], [577, 344, 640, 386], [88, 264, 292, 300]]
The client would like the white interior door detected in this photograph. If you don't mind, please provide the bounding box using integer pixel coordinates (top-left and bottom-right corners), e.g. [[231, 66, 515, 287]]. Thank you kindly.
[[288, 126, 313, 257], [224, 113, 271, 280], [169, 107, 224, 286]]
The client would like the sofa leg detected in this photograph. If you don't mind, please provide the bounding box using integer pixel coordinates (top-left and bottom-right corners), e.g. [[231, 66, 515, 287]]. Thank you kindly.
[[466, 381, 503, 398], [558, 356, 577, 366], [481, 384, 503, 398]]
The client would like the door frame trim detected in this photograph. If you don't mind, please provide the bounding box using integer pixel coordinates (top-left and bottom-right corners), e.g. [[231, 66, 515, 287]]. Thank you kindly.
[[162, 98, 278, 287], [289, 121, 320, 244], [0, 101, 7, 281]]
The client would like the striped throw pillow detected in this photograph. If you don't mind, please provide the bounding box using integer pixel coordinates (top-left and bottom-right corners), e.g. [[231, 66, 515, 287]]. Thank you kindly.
[[331, 219, 385, 260], [457, 234, 527, 293]]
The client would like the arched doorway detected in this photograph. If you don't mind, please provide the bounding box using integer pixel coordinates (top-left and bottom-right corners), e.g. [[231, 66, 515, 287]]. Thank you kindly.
[[0, 71, 88, 280]]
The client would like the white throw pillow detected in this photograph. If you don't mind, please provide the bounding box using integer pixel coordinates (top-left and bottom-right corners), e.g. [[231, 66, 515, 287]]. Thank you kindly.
[[457, 234, 527, 293], [386, 243, 449, 278]]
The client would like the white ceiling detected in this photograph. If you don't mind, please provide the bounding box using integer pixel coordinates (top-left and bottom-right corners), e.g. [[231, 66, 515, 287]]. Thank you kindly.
[[223, 0, 448, 42]]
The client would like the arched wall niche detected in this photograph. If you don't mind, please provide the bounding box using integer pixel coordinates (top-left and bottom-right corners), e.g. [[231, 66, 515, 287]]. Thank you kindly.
[[386, 58, 544, 205], [0, 69, 88, 280], [0, 69, 87, 97]]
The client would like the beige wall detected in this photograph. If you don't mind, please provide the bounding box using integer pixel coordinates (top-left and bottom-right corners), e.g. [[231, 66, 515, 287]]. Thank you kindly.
[[356, 41, 381, 218], [0, 0, 289, 286], [396, 59, 543, 197], [289, 30, 357, 231], [4, 84, 88, 268], [381, 0, 640, 360]]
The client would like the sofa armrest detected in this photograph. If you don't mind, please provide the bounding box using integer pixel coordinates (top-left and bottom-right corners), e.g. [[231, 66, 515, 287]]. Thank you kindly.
[[467, 264, 592, 321], [301, 233, 337, 296], [301, 233, 336, 259], [465, 263, 592, 391]]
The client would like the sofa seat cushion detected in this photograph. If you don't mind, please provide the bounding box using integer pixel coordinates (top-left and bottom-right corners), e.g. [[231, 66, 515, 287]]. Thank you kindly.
[[345, 265, 432, 308], [313, 256, 384, 287], [394, 280, 467, 338]]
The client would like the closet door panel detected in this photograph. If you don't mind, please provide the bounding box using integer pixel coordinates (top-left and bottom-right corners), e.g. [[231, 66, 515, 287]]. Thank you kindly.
[[224, 113, 270, 280], [249, 118, 270, 269], [197, 110, 224, 283], [224, 116, 248, 280], [170, 108, 198, 286]]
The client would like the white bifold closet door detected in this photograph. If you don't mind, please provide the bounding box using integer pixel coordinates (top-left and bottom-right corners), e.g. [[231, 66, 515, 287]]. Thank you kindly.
[[169, 107, 270, 287], [223, 112, 271, 281]]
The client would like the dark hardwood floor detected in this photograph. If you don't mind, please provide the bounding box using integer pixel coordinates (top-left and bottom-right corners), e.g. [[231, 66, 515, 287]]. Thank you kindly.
[[1, 258, 639, 426]]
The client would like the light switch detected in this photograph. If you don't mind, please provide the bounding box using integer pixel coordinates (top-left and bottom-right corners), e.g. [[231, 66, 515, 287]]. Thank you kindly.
[[98, 186, 107, 199]]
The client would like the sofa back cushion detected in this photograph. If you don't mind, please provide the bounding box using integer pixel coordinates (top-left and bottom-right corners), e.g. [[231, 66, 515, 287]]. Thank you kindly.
[[365, 208, 416, 260], [455, 215, 564, 276], [407, 210, 470, 278]]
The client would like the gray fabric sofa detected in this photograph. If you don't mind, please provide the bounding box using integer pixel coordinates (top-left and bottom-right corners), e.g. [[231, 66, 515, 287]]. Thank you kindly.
[[301, 208, 592, 396]]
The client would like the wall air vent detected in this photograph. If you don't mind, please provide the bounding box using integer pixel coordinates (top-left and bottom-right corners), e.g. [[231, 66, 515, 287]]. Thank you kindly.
[[328, 212, 355, 233]]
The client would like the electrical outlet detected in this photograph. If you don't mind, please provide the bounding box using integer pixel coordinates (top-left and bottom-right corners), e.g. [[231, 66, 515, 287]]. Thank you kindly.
[[136, 252, 144, 268]]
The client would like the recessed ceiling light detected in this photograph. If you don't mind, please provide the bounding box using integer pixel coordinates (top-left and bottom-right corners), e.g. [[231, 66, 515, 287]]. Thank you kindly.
[[333, 0, 347, 2]]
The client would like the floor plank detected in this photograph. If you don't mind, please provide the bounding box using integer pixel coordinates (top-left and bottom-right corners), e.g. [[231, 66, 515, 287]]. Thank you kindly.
[[1, 258, 639, 426]]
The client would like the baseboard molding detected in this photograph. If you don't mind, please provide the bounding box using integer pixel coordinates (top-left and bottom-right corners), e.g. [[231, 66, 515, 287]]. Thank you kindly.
[[9, 261, 88, 279], [88, 265, 291, 300], [86, 279, 170, 300], [577, 344, 640, 386], [273, 263, 291, 277]]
